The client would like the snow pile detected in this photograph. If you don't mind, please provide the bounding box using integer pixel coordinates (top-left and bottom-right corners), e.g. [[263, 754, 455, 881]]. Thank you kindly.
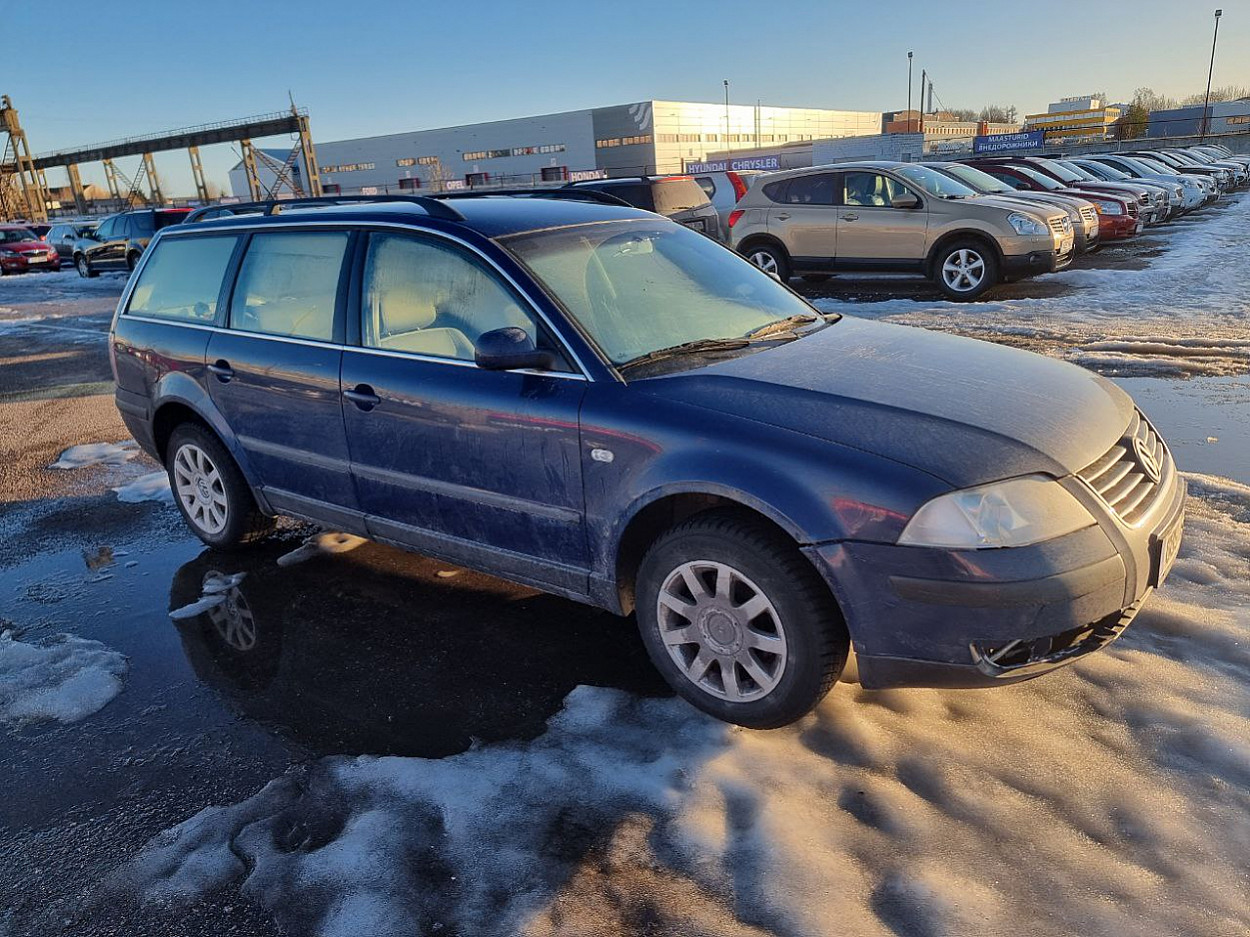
[[168, 571, 246, 621], [113, 470, 173, 504], [0, 632, 128, 725], [814, 193, 1250, 378], [49, 440, 139, 470], [276, 531, 368, 567], [117, 483, 1250, 936]]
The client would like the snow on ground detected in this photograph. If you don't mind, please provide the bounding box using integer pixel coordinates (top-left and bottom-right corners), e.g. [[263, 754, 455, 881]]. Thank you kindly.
[[813, 193, 1250, 378], [0, 632, 128, 725], [0, 267, 126, 311], [49, 440, 139, 470], [117, 479, 1250, 937], [112, 470, 172, 504]]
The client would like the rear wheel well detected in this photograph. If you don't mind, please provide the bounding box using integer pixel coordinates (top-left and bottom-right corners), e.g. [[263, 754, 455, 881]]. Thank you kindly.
[[926, 230, 1003, 277], [615, 494, 798, 615], [736, 234, 789, 260], [152, 402, 207, 463]]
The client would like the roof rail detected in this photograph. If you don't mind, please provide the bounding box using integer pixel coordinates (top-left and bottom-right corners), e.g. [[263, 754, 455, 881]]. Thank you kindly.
[[431, 187, 633, 208], [182, 194, 464, 225]]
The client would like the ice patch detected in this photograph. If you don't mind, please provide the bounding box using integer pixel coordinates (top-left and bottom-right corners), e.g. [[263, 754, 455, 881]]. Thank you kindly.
[[112, 470, 173, 504], [276, 532, 368, 567], [0, 632, 128, 725], [50, 440, 139, 470], [118, 479, 1250, 937]]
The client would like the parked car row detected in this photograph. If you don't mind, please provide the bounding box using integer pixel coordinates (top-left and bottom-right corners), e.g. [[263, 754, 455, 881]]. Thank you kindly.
[[718, 143, 1246, 301], [0, 208, 194, 278]]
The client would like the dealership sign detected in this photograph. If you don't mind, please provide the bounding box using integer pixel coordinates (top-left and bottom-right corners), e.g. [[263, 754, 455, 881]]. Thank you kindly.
[[568, 168, 608, 181], [684, 155, 782, 173], [972, 130, 1044, 154]]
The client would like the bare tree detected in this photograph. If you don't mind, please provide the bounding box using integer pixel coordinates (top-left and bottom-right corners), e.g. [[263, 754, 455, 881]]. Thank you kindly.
[[1180, 85, 1250, 105], [978, 104, 1018, 124]]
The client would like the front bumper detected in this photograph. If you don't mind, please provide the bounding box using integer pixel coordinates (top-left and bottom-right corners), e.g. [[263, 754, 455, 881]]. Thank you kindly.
[[1001, 245, 1071, 278], [1100, 215, 1140, 240], [804, 457, 1186, 690]]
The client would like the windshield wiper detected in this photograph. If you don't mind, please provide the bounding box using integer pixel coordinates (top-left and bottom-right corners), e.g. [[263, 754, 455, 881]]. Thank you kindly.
[[618, 337, 753, 371], [744, 312, 832, 340]]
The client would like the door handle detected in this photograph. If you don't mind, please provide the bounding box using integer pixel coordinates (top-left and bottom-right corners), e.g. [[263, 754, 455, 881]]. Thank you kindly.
[[843, 213, 859, 221], [775, 212, 791, 220], [343, 384, 380, 411], [207, 360, 234, 383]]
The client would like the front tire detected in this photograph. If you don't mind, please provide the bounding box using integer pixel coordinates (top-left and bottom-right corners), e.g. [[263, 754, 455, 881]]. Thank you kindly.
[[166, 423, 275, 550], [126, 250, 140, 272], [75, 254, 98, 278], [742, 242, 791, 282], [636, 509, 849, 729], [933, 239, 998, 301]]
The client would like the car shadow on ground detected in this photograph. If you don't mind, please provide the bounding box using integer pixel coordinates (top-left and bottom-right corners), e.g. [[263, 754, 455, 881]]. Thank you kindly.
[[167, 540, 673, 759]]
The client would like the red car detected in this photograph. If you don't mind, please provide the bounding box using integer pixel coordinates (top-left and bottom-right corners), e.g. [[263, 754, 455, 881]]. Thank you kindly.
[[0, 224, 62, 274], [962, 161, 1142, 241]]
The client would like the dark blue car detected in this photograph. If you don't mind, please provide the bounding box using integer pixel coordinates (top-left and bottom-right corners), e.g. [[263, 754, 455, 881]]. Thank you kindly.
[[109, 195, 1186, 728]]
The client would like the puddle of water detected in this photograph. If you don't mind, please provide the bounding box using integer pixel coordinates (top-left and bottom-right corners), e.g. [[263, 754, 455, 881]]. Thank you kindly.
[[1115, 375, 1250, 485]]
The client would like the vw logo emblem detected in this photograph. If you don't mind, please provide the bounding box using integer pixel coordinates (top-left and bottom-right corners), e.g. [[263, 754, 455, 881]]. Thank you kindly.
[[1133, 435, 1162, 484]]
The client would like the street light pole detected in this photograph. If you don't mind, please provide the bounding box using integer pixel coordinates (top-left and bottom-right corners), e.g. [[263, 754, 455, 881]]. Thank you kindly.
[[724, 79, 731, 146], [907, 52, 913, 130], [1200, 9, 1223, 142]]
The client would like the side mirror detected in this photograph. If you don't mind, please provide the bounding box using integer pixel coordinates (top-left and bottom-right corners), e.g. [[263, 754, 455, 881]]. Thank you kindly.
[[474, 327, 555, 372], [891, 192, 921, 209]]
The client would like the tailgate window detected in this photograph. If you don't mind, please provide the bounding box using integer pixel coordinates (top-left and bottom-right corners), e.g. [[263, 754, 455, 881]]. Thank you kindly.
[[652, 178, 711, 213]]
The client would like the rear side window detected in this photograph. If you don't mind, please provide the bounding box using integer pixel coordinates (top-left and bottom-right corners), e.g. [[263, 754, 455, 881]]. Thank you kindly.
[[126, 235, 239, 322], [131, 213, 156, 237], [782, 174, 837, 205], [600, 183, 655, 211], [695, 176, 716, 198], [762, 179, 789, 202], [229, 231, 349, 341]]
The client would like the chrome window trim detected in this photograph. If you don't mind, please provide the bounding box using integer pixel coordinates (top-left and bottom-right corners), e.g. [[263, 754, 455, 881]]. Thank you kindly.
[[142, 219, 597, 380]]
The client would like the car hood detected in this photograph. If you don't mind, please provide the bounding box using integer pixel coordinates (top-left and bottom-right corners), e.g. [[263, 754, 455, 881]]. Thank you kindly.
[[643, 317, 1133, 488]]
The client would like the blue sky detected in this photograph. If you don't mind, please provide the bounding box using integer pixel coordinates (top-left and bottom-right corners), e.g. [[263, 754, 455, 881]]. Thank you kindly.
[[6, 0, 1245, 196]]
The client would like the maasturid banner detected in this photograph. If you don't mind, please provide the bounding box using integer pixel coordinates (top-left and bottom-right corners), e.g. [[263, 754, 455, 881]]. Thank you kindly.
[[972, 130, 1045, 154]]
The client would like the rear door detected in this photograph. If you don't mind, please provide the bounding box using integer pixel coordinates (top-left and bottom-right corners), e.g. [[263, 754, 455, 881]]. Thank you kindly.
[[204, 228, 360, 528], [340, 229, 589, 593], [766, 172, 839, 268], [836, 172, 928, 267]]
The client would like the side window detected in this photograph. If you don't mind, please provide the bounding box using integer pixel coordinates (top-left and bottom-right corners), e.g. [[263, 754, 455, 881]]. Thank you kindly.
[[761, 179, 789, 203], [604, 183, 655, 211], [132, 213, 156, 236], [117, 216, 135, 238], [843, 172, 906, 208], [229, 231, 349, 341], [95, 218, 116, 239], [362, 233, 565, 367], [695, 176, 716, 198], [126, 235, 238, 322], [782, 174, 837, 205]]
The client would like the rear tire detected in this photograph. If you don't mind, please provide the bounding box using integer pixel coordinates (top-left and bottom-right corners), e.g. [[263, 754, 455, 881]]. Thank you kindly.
[[635, 509, 849, 729], [933, 239, 998, 301], [126, 250, 140, 272], [166, 423, 275, 550], [742, 242, 791, 282], [75, 254, 98, 278]]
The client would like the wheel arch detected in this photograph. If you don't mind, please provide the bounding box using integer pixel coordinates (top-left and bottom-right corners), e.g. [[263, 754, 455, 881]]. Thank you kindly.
[[149, 376, 264, 496], [611, 486, 813, 616], [735, 233, 791, 261], [925, 228, 1004, 278]]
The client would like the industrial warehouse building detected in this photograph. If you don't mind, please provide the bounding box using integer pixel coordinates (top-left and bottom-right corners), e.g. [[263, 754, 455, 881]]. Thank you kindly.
[[1146, 99, 1250, 138], [228, 100, 882, 196]]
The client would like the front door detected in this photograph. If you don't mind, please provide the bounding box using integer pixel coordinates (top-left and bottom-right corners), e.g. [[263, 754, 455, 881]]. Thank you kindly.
[[836, 171, 929, 267], [340, 230, 588, 593], [205, 229, 360, 528], [767, 172, 838, 267]]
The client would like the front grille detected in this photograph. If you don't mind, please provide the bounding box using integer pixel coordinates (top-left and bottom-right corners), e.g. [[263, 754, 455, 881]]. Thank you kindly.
[[1048, 217, 1068, 235], [1078, 410, 1171, 525], [1079, 206, 1097, 224]]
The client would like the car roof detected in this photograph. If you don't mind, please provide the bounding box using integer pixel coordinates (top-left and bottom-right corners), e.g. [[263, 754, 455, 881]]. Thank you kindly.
[[180, 196, 652, 240]]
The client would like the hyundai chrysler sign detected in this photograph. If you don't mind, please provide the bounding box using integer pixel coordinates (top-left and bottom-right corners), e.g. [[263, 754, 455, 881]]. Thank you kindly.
[[684, 155, 782, 173], [972, 130, 1044, 154]]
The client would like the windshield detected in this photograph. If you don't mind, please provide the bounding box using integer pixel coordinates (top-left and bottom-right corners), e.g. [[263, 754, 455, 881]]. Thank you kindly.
[[893, 165, 977, 198], [502, 219, 822, 368], [1011, 164, 1064, 190], [0, 228, 36, 243], [1036, 160, 1081, 183], [1134, 157, 1173, 174], [934, 164, 1012, 194], [1083, 160, 1127, 180], [1053, 160, 1095, 181]]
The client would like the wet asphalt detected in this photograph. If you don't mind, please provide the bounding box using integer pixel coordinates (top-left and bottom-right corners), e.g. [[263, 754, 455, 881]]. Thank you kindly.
[[0, 222, 1228, 935]]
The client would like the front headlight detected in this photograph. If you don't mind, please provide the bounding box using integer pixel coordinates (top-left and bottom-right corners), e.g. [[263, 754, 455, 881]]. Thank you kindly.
[[1007, 212, 1047, 237], [0, 249, 20, 257], [898, 475, 1096, 549]]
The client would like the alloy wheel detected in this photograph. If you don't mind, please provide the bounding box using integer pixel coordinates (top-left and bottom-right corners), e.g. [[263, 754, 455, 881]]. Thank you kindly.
[[748, 250, 779, 276], [941, 248, 985, 292], [76, 256, 89, 277], [204, 572, 256, 651], [173, 443, 229, 535], [656, 560, 788, 703]]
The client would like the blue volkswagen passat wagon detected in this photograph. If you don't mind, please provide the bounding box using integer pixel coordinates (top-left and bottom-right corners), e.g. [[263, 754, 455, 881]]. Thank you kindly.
[[109, 196, 1185, 728]]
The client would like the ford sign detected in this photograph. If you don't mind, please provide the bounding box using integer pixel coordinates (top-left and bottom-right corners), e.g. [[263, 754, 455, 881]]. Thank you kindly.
[[972, 130, 1045, 154]]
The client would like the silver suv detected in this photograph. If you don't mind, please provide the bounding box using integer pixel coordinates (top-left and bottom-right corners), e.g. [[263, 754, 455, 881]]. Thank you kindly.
[[730, 161, 1074, 301]]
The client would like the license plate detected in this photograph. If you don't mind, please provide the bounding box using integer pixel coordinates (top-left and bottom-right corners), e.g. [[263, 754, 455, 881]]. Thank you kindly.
[[1061, 236, 1073, 254], [685, 219, 705, 232], [1152, 511, 1184, 587]]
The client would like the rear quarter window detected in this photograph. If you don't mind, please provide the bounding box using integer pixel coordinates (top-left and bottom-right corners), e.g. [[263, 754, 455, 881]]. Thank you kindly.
[[126, 235, 239, 322]]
